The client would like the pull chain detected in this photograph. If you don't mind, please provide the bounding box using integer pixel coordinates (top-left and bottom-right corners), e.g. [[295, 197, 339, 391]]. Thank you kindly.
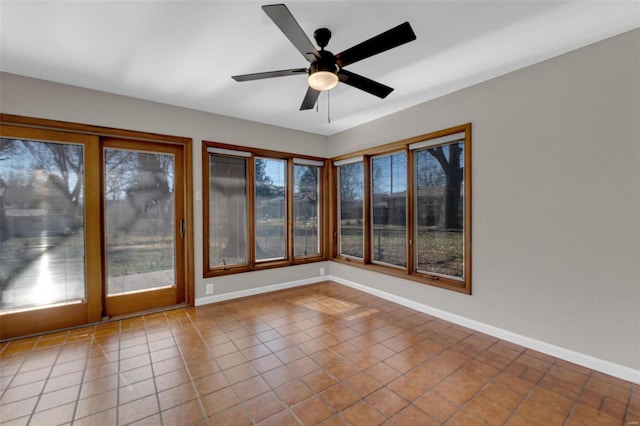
[[315, 91, 331, 124]]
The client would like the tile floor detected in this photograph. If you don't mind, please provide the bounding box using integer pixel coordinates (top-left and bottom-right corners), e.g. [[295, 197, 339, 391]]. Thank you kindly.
[[0, 282, 637, 425]]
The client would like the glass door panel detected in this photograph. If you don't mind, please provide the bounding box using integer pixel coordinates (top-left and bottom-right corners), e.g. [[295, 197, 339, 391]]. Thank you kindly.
[[105, 149, 175, 294], [0, 139, 86, 311], [0, 127, 101, 339], [103, 140, 184, 317]]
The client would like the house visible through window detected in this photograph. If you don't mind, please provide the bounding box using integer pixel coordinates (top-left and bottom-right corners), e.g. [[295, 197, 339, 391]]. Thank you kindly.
[[331, 124, 471, 293], [203, 125, 470, 293], [412, 132, 466, 280]]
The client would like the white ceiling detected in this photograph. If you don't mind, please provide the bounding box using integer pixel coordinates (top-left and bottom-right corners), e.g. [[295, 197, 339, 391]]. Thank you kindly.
[[1, 1, 638, 136]]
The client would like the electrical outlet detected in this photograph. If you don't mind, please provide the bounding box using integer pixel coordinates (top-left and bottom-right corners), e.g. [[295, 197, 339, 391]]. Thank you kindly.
[[206, 283, 214, 295], [319, 267, 325, 276]]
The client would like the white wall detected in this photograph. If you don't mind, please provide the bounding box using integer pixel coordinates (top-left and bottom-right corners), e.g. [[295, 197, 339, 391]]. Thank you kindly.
[[0, 72, 329, 300], [1, 28, 637, 376], [329, 29, 640, 372]]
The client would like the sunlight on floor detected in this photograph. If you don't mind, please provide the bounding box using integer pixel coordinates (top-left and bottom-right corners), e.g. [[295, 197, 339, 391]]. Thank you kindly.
[[292, 294, 379, 319]]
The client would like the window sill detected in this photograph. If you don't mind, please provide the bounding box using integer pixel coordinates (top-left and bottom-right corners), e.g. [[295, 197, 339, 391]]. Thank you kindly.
[[331, 257, 471, 294], [204, 257, 327, 278]]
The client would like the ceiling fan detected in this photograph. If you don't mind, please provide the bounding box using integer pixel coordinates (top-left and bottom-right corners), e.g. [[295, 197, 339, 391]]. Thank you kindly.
[[232, 3, 416, 110]]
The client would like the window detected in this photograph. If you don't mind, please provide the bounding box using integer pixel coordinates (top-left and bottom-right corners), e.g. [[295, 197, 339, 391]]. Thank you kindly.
[[255, 158, 287, 262], [203, 142, 326, 276], [336, 158, 364, 259], [332, 124, 471, 293], [208, 150, 249, 268], [412, 133, 465, 279], [372, 152, 407, 268], [294, 159, 323, 258]]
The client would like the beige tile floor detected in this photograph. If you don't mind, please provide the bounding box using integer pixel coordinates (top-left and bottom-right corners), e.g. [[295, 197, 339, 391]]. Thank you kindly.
[[0, 282, 637, 425]]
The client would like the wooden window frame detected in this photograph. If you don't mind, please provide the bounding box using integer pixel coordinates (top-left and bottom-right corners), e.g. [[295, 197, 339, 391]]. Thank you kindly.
[[0, 114, 195, 338], [203, 141, 328, 278], [331, 123, 472, 294]]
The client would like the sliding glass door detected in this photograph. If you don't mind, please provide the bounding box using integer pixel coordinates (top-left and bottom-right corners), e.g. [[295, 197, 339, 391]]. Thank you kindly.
[[0, 127, 187, 339]]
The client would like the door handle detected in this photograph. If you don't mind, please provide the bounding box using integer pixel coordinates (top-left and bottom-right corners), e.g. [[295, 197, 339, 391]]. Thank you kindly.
[[180, 219, 185, 238]]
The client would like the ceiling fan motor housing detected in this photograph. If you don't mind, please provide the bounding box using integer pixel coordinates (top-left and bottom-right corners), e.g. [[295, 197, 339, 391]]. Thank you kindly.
[[309, 50, 337, 75]]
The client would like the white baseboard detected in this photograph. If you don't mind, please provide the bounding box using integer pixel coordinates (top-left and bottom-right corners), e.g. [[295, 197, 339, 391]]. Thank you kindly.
[[330, 275, 640, 385], [194, 273, 639, 384], [194, 276, 326, 306]]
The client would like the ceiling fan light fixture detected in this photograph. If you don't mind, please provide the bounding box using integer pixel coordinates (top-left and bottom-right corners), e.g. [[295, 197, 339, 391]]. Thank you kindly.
[[308, 70, 338, 91]]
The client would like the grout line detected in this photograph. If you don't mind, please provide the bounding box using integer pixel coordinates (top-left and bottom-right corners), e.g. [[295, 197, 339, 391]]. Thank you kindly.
[[218, 307, 307, 425], [1, 283, 635, 425], [199, 291, 347, 424], [174, 308, 214, 425], [622, 385, 635, 424], [563, 369, 593, 426], [69, 325, 96, 424], [0, 339, 38, 406], [143, 313, 165, 426], [115, 319, 122, 426], [23, 331, 71, 424], [503, 356, 560, 425]]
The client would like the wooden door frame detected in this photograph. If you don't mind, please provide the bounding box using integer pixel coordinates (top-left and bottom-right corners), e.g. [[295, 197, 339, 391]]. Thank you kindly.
[[0, 125, 102, 338], [0, 115, 194, 339], [101, 138, 187, 317]]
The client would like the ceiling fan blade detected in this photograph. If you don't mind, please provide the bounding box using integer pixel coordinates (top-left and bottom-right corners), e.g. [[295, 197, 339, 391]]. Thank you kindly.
[[300, 87, 320, 110], [338, 69, 394, 98], [335, 22, 416, 68], [232, 68, 308, 82], [262, 4, 319, 63]]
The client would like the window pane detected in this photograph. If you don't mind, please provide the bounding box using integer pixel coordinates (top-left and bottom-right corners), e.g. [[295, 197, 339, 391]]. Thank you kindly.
[[104, 149, 175, 295], [255, 158, 286, 261], [209, 154, 247, 267], [294, 165, 319, 257], [338, 162, 364, 258], [372, 152, 406, 267], [0, 138, 86, 312], [415, 142, 464, 278]]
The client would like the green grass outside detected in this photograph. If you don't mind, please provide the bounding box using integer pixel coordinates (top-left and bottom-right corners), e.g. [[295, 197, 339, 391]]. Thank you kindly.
[[340, 222, 463, 277]]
